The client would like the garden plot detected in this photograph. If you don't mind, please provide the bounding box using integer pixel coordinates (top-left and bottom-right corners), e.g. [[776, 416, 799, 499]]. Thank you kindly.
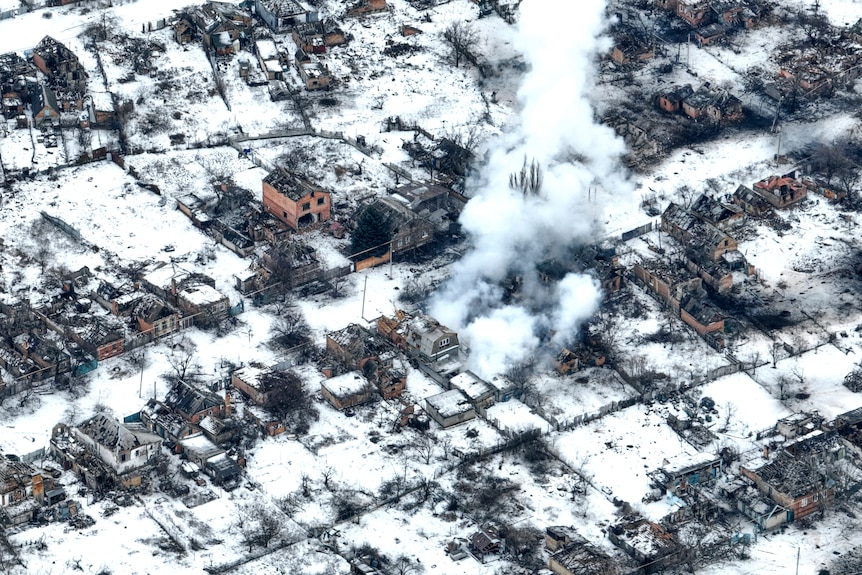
[[529, 367, 639, 429]]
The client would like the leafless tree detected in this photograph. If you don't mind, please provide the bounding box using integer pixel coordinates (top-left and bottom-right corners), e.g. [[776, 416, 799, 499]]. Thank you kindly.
[[413, 432, 436, 465], [233, 505, 260, 553], [775, 373, 793, 401], [719, 402, 737, 433], [300, 472, 312, 497], [165, 336, 198, 382], [442, 21, 479, 68], [256, 507, 283, 548], [391, 555, 424, 575], [276, 491, 305, 519], [509, 157, 543, 197], [321, 465, 336, 490]]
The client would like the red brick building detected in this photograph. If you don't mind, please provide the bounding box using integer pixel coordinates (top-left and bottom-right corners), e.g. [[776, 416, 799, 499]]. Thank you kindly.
[[262, 170, 331, 230]]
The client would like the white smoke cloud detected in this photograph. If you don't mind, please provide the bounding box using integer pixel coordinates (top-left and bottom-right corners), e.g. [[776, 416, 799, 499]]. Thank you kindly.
[[430, 0, 630, 379]]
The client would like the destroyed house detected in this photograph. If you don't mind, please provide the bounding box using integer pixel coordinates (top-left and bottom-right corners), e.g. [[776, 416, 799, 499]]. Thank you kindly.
[[752, 171, 808, 209], [261, 239, 322, 289], [449, 371, 495, 410], [359, 197, 436, 256], [292, 21, 326, 53], [13, 332, 71, 376], [74, 414, 161, 476], [657, 84, 693, 113], [610, 29, 655, 65], [732, 184, 772, 216], [740, 451, 832, 521], [164, 380, 226, 424], [469, 528, 503, 562], [189, 2, 253, 55], [694, 23, 726, 46], [254, 0, 317, 32], [661, 202, 737, 262], [326, 323, 390, 371], [689, 193, 744, 230], [30, 36, 87, 110], [133, 295, 183, 338], [255, 38, 285, 80], [633, 261, 703, 313], [711, 0, 746, 25], [295, 53, 330, 90], [679, 292, 724, 336], [140, 399, 197, 443], [346, 0, 387, 18], [0, 458, 35, 508], [70, 317, 124, 361], [548, 535, 616, 575], [177, 284, 230, 327], [654, 452, 722, 495], [681, 83, 742, 122], [676, 0, 711, 27], [0, 52, 33, 91], [608, 518, 683, 574], [140, 262, 217, 302], [262, 169, 331, 229]]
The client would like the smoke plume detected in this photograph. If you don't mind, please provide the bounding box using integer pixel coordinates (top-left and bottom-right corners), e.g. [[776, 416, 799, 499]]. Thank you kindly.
[[430, 0, 630, 378]]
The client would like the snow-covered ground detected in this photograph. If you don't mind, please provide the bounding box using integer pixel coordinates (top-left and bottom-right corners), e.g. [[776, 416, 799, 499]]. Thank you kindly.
[[2, 0, 862, 574]]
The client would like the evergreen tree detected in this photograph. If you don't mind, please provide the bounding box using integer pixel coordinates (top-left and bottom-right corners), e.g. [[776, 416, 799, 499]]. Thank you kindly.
[[351, 207, 391, 258]]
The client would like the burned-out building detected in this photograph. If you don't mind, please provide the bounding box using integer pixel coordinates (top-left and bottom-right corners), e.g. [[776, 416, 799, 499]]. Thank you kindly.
[[254, 0, 317, 32], [751, 171, 808, 209], [608, 517, 684, 574], [377, 311, 459, 363], [548, 533, 617, 575], [262, 169, 331, 229], [31, 36, 88, 112]]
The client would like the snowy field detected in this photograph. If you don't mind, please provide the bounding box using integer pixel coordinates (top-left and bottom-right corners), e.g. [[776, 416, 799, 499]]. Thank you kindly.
[[1, 0, 862, 574]]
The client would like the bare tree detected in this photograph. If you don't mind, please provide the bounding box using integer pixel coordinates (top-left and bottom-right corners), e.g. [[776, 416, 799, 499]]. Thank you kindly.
[[442, 21, 479, 68], [256, 507, 283, 548], [413, 432, 436, 465], [391, 555, 424, 575], [509, 158, 543, 197], [165, 336, 198, 382], [321, 465, 336, 490], [276, 492, 305, 519]]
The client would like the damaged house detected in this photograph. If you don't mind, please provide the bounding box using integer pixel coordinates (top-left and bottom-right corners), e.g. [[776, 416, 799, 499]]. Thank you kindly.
[[608, 516, 685, 574], [262, 169, 331, 230], [325, 323, 406, 399], [377, 311, 460, 363], [52, 415, 161, 489], [185, 1, 253, 56], [548, 532, 617, 575], [751, 170, 808, 209], [739, 430, 856, 522], [254, 0, 318, 32], [30, 36, 88, 112]]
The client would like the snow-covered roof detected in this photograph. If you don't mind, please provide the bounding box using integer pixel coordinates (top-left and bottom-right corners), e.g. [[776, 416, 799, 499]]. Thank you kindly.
[[142, 263, 188, 290], [178, 284, 227, 306], [179, 432, 224, 460], [449, 371, 493, 401], [660, 451, 720, 476], [322, 371, 374, 398], [77, 414, 161, 451], [255, 39, 278, 60], [425, 389, 472, 419]]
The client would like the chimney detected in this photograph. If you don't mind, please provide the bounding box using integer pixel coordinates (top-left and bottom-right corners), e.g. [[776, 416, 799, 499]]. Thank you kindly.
[[225, 392, 231, 417], [763, 446, 769, 459]]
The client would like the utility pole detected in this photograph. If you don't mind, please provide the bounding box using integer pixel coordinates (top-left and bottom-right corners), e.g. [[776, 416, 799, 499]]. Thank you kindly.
[[361, 275, 368, 321]]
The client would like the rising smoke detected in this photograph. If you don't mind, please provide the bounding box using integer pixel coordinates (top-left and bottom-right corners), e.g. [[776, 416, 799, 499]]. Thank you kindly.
[[429, 0, 631, 379]]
